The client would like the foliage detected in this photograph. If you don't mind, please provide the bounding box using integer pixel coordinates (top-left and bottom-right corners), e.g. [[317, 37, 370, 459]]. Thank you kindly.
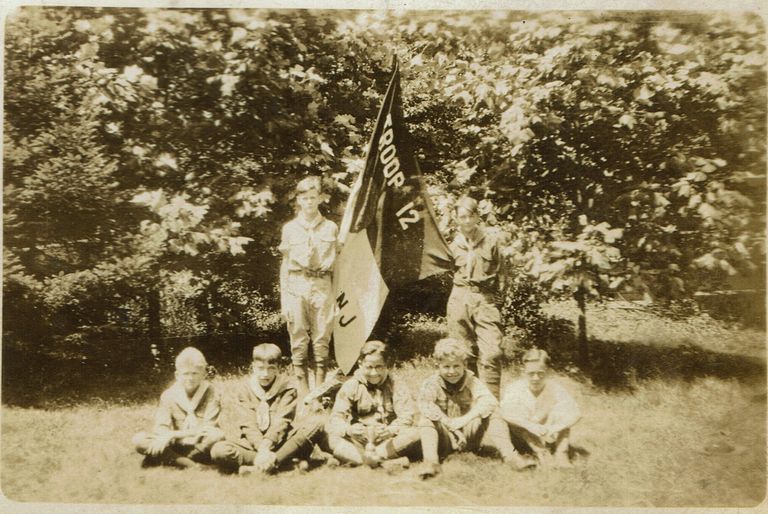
[[4, 8, 765, 360]]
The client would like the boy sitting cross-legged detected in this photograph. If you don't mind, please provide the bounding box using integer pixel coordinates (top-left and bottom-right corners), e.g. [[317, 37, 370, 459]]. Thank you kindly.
[[326, 340, 421, 469], [416, 338, 536, 479], [210, 343, 326, 475], [132, 346, 224, 469], [500, 348, 581, 468]]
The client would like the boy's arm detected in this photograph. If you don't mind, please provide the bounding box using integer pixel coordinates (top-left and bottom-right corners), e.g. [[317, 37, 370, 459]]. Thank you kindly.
[[262, 388, 298, 448], [327, 382, 356, 438], [389, 381, 416, 431], [234, 388, 266, 448], [278, 224, 291, 317], [547, 384, 582, 433], [500, 385, 542, 434], [418, 378, 450, 426], [199, 387, 222, 428], [465, 377, 498, 421], [152, 392, 175, 435]]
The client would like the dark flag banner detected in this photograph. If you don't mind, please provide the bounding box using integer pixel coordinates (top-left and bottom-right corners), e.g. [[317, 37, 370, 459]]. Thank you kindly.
[[333, 60, 453, 373]]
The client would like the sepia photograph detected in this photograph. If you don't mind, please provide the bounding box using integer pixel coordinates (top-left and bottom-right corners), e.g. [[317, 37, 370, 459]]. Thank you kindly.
[[2, 4, 766, 509]]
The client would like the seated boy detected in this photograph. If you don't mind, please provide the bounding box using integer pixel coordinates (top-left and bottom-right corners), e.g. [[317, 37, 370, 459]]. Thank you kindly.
[[326, 340, 420, 469], [500, 348, 581, 468], [210, 343, 324, 475], [132, 346, 224, 468], [417, 338, 535, 479]]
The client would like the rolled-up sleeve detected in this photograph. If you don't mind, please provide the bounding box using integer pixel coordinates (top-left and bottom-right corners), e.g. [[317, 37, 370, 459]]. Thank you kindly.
[[418, 378, 449, 425]]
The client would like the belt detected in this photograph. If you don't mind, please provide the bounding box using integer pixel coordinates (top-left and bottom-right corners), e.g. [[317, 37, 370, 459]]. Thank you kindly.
[[289, 269, 331, 278]]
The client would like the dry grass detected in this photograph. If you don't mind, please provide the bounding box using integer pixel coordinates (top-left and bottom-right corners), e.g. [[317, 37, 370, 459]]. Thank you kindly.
[[1, 367, 765, 507], [2, 302, 765, 507]]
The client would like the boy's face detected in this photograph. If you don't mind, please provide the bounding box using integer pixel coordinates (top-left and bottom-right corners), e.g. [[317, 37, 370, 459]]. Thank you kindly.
[[176, 366, 206, 395], [438, 357, 467, 385], [523, 361, 548, 394], [252, 360, 279, 388], [360, 353, 388, 385], [455, 207, 479, 236], [296, 189, 321, 217]]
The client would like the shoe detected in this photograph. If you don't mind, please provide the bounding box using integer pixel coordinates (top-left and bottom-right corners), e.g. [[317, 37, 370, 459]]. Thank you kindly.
[[505, 453, 537, 471], [297, 459, 310, 473], [362, 451, 381, 469], [381, 456, 410, 473], [416, 461, 441, 480]]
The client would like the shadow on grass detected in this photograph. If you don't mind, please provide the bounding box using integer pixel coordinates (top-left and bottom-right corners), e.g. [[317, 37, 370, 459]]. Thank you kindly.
[[535, 317, 766, 391], [3, 314, 765, 407]]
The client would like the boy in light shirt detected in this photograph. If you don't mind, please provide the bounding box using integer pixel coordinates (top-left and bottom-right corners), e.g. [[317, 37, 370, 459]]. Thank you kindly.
[[132, 347, 224, 468], [279, 176, 339, 401], [500, 348, 581, 468]]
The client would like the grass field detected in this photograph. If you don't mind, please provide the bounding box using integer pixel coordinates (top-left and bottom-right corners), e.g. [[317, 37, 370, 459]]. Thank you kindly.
[[2, 301, 766, 507]]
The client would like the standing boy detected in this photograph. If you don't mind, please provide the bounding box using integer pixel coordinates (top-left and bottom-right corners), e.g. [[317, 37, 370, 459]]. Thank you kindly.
[[132, 347, 224, 468], [327, 340, 421, 469], [210, 343, 325, 475], [416, 338, 535, 479], [279, 176, 339, 401], [500, 348, 581, 468], [446, 196, 506, 398]]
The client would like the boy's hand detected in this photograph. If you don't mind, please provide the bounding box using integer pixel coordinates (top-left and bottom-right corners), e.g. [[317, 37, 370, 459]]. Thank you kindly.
[[450, 428, 467, 451], [254, 449, 277, 472], [447, 415, 469, 432], [147, 433, 173, 456], [374, 425, 394, 443], [348, 423, 367, 444]]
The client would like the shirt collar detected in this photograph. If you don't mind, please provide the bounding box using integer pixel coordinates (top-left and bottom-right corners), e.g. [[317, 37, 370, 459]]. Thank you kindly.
[[439, 370, 472, 392], [457, 227, 485, 248], [297, 213, 325, 230]]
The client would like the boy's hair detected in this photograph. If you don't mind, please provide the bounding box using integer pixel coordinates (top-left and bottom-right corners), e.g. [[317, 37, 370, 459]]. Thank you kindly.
[[433, 338, 473, 361], [296, 176, 323, 195], [252, 343, 282, 365], [359, 340, 389, 363], [453, 196, 479, 215], [175, 346, 207, 370], [523, 348, 549, 367]]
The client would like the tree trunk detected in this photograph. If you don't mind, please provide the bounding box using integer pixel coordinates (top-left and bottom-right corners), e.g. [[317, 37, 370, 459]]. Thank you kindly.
[[575, 286, 589, 366], [147, 288, 162, 369]]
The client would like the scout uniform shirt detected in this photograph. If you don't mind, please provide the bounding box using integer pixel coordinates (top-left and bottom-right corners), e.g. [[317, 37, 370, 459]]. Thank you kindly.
[[153, 380, 221, 444], [279, 215, 338, 280], [449, 227, 504, 293], [233, 374, 298, 448], [418, 370, 497, 425], [500, 378, 581, 429], [327, 369, 416, 438]]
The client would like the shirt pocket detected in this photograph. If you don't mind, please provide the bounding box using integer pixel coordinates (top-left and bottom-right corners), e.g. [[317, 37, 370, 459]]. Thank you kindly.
[[475, 246, 496, 274]]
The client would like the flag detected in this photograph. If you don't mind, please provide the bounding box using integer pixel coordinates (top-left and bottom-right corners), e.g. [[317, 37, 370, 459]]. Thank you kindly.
[[333, 60, 453, 373]]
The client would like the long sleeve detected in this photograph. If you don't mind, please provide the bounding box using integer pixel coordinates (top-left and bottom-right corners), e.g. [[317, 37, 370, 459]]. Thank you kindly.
[[548, 383, 581, 431], [389, 380, 416, 429], [327, 381, 356, 437], [235, 388, 264, 448], [467, 376, 498, 419], [418, 377, 450, 424], [263, 388, 298, 445], [152, 392, 175, 434], [500, 381, 534, 428]]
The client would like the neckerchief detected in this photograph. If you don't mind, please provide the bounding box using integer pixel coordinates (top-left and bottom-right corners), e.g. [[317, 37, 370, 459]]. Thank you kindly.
[[172, 381, 209, 430], [248, 375, 274, 432]]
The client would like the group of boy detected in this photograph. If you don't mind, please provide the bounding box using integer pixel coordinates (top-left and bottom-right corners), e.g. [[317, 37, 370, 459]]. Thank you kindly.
[[133, 176, 581, 478], [133, 340, 580, 479]]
